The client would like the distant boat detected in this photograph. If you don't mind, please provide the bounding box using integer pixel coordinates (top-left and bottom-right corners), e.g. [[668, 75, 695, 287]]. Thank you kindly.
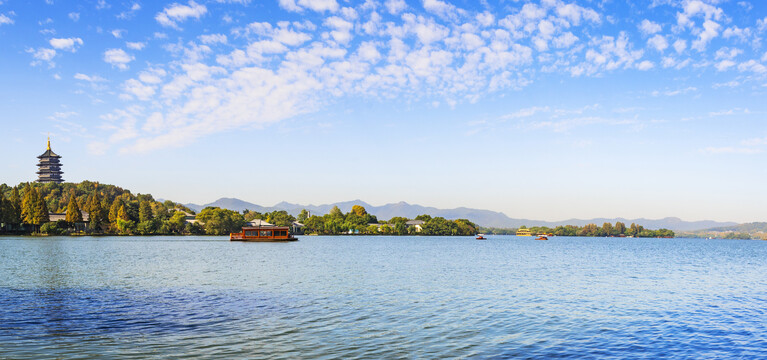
[[516, 228, 532, 236], [535, 234, 548, 240], [476, 233, 487, 240]]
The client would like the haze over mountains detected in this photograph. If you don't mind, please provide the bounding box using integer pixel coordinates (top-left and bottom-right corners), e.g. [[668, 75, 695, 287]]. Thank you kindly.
[[185, 198, 737, 232]]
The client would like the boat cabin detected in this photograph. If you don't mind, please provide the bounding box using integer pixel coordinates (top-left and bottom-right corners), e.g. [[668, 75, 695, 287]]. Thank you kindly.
[[230, 226, 298, 242]]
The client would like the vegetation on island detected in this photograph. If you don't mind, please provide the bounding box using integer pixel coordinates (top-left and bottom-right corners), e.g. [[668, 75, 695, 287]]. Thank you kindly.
[[0, 181, 204, 235], [481, 222, 675, 238]]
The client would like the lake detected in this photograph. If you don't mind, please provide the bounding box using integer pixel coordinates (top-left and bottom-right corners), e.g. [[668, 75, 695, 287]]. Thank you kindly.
[[1, 235, 766, 358]]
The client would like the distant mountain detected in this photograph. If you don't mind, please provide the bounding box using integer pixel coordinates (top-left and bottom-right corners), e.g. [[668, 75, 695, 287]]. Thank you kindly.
[[185, 197, 737, 231], [705, 222, 767, 233]]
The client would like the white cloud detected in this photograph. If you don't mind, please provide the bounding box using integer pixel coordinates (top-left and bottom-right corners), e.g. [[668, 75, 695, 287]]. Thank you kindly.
[[715, 47, 742, 60], [553, 32, 578, 48], [324, 16, 353, 44], [122, 79, 156, 100], [104, 48, 134, 70], [722, 26, 751, 41], [538, 19, 555, 38], [28, 48, 56, 67], [138, 68, 167, 84], [501, 106, 550, 119], [111, 29, 125, 38], [126, 41, 145, 50], [422, 0, 461, 19], [709, 108, 750, 117], [68, 12, 80, 21], [278, 0, 302, 12], [652, 86, 697, 97], [156, 1, 207, 29], [757, 17, 767, 32], [0, 13, 13, 25], [280, 0, 339, 12], [578, 32, 643, 75], [555, 3, 600, 26], [673, 39, 686, 54], [637, 60, 654, 70], [647, 35, 668, 52], [49, 37, 83, 52], [715, 60, 735, 71], [738, 60, 767, 74], [677, 0, 723, 28], [74, 73, 106, 83], [476, 12, 494, 27], [199, 34, 228, 44], [385, 0, 406, 15], [692, 20, 720, 51], [639, 19, 661, 35]]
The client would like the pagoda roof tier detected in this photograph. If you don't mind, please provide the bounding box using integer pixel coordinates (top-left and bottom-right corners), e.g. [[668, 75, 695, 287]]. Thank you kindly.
[[37, 149, 61, 158]]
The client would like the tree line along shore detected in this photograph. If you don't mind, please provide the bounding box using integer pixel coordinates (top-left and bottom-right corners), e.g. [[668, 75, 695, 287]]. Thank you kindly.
[[1, 181, 672, 237]]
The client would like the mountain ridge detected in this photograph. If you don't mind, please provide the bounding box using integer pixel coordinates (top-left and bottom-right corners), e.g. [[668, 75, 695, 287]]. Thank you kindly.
[[184, 198, 737, 231]]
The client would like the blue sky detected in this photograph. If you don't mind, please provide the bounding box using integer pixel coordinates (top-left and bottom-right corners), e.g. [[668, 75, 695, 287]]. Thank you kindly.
[[1, 0, 766, 223]]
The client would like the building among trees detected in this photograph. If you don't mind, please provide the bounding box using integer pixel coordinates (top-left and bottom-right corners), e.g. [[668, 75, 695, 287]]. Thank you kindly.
[[37, 137, 64, 183]]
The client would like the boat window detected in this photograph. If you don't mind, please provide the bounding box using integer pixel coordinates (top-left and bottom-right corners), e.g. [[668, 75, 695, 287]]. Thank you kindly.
[[260, 231, 272, 237]]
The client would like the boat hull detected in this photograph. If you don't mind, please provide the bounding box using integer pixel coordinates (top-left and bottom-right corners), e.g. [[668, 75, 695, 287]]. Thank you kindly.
[[231, 236, 298, 242]]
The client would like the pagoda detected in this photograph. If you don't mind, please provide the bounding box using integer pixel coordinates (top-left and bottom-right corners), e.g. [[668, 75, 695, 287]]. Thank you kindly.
[[36, 137, 64, 183]]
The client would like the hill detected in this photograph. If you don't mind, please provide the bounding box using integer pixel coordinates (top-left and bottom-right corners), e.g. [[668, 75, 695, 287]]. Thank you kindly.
[[185, 198, 737, 231]]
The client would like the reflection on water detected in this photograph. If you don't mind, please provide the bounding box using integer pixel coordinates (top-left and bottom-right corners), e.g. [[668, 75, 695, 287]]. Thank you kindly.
[[1, 236, 766, 358]]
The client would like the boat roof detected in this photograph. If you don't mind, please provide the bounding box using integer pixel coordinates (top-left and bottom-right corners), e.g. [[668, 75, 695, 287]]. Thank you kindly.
[[242, 226, 290, 230]]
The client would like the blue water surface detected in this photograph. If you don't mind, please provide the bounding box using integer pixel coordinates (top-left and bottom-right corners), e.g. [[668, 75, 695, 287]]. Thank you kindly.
[[1, 235, 766, 358]]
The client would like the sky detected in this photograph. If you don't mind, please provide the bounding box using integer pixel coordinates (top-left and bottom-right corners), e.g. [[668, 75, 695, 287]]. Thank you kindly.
[[0, 0, 766, 223]]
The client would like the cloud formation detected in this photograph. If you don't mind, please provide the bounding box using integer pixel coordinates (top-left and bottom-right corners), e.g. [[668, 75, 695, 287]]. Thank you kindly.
[[156, 1, 207, 29], [104, 48, 134, 70]]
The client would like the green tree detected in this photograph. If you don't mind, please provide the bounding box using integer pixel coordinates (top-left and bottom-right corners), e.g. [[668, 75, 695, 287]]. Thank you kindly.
[[265, 210, 296, 227], [579, 223, 599, 236], [394, 221, 408, 235], [197, 207, 246, 235], [8, 187, 22, 227], [351, 205, 367, 217], [65, 190, 83, 223], [117, 204, 130, 221], [601, 222, 613, 237], [0, 193, 7, 228], [167, 211, 188, 234], [329, 205, 344, 219], [109, 198, 123, 224], [297, 209, 309, 222], [615, 222, 626, 235], [139, 200, 153, 222], [21, 184, 38, 225], [388, 217, 409, 225], [243, 210, 264, 222], [415, 214, 432, 222]]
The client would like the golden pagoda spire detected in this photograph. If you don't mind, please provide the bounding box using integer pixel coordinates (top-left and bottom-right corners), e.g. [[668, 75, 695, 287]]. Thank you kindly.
[[47, 134, 51, 151]]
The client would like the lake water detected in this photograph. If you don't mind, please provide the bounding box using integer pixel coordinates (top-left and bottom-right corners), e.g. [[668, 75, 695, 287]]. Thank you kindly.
[[1, 235, 766, 358]]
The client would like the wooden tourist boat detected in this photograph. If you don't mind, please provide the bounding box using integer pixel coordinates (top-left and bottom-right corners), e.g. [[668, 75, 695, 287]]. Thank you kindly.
[[476, 234, 487, 240], [535, 234, 548, 240], [230, 226, 298, 242]]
